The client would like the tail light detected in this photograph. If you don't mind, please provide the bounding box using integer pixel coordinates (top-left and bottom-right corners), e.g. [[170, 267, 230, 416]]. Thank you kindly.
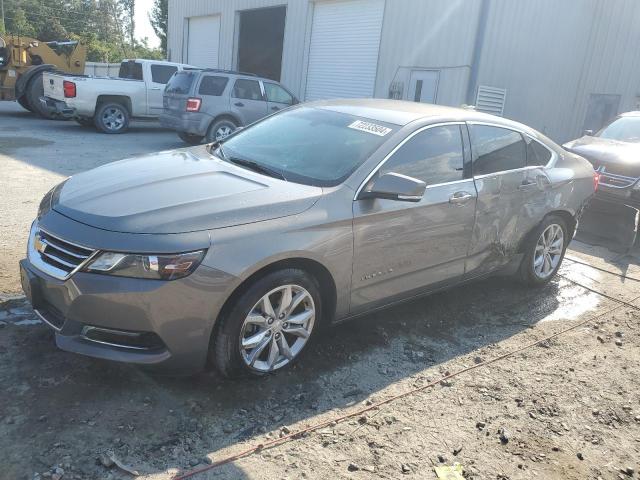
[[186, 98, 201, 112], [63, 80, 76, 98], [593, 171, 600, 192]]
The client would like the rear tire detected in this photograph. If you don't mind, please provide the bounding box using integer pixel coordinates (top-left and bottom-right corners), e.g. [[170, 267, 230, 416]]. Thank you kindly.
[[212, 268, 322, 378], [178, 131, 204, 145], [17, 95, 34, 112], [206, 118, 238, 143], [26, 72, 55, 119], [94, 102, 130, 134], [518, 215, 569, 286]]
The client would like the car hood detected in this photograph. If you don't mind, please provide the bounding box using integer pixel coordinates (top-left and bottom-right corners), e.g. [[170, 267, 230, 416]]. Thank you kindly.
[[563, 136, 640, 174], [52, 147, 323, 234]]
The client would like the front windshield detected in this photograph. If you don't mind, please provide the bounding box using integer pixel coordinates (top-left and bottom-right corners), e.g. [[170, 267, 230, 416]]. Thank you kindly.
[[596, 116, 640, 143], [218, 107, 398, 186]]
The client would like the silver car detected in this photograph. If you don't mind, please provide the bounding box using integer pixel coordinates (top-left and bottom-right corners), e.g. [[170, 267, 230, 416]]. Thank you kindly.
[[20, 100, 595, 377]]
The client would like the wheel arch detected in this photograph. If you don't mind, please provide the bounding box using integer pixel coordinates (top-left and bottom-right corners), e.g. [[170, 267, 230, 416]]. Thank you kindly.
[[208, 112, 242, 131], [517, 209, 577, 254], [96, 95, 132, 114], [214, 256, 338, 333]]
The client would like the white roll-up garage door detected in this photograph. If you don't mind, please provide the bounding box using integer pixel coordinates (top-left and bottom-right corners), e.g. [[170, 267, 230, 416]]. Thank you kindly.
[[186, 15, 220, 68], [305, 0, 385, 101]]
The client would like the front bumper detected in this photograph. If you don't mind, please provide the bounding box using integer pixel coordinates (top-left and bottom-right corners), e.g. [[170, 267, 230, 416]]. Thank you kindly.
[[39, 96, 74, 119], [20, 220, 235, 374]]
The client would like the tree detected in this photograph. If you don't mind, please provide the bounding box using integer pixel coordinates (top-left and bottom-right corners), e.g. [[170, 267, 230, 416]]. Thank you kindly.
[[149, 0, 167, 55], [9, 7, 35, 36]]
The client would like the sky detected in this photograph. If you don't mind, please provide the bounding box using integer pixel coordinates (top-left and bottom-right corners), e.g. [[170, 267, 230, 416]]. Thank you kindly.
[[134, 0, 161, 48]]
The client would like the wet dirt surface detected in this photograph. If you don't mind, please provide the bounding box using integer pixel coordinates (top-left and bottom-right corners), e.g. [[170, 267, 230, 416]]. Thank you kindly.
[[2, 102, 640, 479], [2, 242, 640, 480]]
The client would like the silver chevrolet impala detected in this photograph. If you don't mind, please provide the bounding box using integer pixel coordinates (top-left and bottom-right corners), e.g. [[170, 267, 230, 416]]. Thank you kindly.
[[20, 99, 595, 377]]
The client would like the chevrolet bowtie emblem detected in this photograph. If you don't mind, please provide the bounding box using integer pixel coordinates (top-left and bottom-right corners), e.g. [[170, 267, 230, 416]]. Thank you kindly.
[[34, 233, 47, 254]]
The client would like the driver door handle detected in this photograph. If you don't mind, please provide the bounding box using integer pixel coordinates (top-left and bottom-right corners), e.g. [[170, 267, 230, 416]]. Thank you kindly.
[[150, 87, 162, 91], [449, 191, 474, 205], [234, 102, 245, 107]]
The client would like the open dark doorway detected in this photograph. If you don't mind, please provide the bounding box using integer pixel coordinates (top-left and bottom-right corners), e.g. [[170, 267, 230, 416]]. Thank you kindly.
[[237, 6, 286, 81]]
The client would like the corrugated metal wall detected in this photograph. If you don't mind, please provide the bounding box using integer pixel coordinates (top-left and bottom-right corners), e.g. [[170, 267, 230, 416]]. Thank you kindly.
[[374, 0, 481, 106], [168, 0, 640, 142], [476, 0, 640, 142]]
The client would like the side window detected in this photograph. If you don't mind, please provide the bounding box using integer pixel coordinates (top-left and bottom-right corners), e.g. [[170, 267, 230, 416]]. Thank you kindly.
[[232, 79, 263, 101], [151, 65, 178, 84], [380, 125, 464, 185], [198, 76, 229, 96], [469, 125, 526, 175], [265, 83, 293, 105], [526, 138, 553, 166], [119, 61, 143, 80]]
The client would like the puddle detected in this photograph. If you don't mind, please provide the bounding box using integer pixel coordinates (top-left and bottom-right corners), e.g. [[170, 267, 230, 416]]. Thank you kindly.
[[540, 264, 601, 322]]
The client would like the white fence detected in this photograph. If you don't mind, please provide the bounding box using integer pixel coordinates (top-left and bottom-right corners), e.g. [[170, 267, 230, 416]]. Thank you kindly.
[[83, 62, 121, 77]]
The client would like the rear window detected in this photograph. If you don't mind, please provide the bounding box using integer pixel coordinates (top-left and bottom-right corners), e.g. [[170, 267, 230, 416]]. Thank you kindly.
[[165, 71, 196, 94], [151, 64, 178, 84], [118, 61, 143, 80], [198, 76, 228, 96]]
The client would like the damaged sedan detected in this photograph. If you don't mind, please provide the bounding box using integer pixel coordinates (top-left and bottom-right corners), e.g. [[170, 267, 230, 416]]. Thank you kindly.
[[20, 99, 595, 377]]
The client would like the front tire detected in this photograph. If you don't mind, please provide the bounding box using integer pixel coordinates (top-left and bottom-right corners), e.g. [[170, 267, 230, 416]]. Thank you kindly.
[[212, 269, 321, 378], [178, 131, 204, 145], [518, 215, 568, 286], [26, 72, 55, 119], [94, 102, 130, 133], [17, 95, 34, 112]]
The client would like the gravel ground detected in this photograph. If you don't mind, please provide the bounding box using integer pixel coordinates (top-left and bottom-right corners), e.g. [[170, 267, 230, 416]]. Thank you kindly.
[[1, 102, 640, 480]]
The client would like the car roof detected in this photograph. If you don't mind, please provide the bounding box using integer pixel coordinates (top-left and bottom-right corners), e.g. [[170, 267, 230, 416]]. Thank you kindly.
[[186, 68, 274, 82], [306, 98, 536, 132], [619, 111, 640, 118]]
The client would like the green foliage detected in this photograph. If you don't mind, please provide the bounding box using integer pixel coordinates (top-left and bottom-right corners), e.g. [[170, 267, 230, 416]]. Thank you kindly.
[[2, 0, 162, 63], [149, 0, 167, 55]]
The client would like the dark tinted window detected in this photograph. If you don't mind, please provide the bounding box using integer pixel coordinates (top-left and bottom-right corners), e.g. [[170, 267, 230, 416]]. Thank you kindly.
[[380, 125, 464, 185], [232, 79, 263, 101], [118, 61, 143, 80], [165, 71, 196, 94], [151, 64, 178, 84], [470, 125, 526, 175], [265, 83, 293, 105], [198, 76, 229, 96], [527, 139, 552, 166], [220, 108, 397, 187]]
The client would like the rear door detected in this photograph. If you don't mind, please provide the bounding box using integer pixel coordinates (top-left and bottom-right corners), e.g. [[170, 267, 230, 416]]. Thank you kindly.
[[230, 78, 268, 125], [146, 63, 179, 115], [351, 123, 477, 311], [465, 123, 530, 274], [263, 82, 296, 114], [197, 74, 230, 117]]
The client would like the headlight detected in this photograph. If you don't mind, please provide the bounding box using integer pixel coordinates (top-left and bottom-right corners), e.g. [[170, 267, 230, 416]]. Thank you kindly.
[[83, 250, 206, 280]]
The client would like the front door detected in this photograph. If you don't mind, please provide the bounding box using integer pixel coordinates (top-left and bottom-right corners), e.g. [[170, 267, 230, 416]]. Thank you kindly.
[[264, 82, 295, 115], [351, 124, 477, 312], [231, 78, 269, 125], [408, 70, 439, 104]]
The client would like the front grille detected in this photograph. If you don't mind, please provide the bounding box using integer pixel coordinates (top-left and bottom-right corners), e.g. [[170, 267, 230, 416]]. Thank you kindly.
[[34, 229, 95, 276]]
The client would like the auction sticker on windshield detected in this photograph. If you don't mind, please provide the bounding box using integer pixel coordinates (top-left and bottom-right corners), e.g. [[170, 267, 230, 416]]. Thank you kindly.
[[348, 120, 392, 137]]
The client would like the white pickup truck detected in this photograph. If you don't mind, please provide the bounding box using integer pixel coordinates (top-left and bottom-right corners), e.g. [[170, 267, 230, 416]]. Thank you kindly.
[[41, 59, 193, 133]]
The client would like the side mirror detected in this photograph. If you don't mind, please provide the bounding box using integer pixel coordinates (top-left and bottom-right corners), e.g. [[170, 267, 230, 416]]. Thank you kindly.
[[583, 129, 594, 136], [360, 172, 426, 202]]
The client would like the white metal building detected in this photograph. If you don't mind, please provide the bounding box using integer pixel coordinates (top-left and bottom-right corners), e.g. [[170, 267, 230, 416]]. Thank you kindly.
[[167, 0, 640, 142]]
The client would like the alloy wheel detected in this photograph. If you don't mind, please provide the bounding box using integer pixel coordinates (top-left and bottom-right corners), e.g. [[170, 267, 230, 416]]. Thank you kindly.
[[215, 125, 234, 141], [533, 223, 564, 279], [102, 107, 125, 131], [239, 284, 315, 372]]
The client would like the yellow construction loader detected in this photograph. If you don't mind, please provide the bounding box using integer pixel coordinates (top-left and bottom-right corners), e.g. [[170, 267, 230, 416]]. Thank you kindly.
[[0, 34, 86, 118]]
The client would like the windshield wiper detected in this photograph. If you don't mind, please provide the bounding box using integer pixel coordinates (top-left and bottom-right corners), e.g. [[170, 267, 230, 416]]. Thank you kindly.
[[226, 155, 287, 181]]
